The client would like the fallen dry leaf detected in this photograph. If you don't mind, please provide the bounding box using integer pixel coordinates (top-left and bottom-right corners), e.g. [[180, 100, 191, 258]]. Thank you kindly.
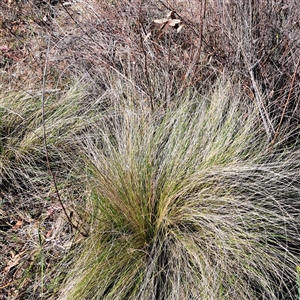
[[10, 220, 23, 231], [151, 11, 184, 39], [46, 229, 53, 238], [3, 251, 26, 274], [154, 18, 169, 24]]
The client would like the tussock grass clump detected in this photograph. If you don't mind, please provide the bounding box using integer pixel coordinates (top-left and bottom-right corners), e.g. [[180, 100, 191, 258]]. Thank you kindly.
[[0, 86, 85, 180], [60, 81, 300, 300], [0, 85, 96, 298]]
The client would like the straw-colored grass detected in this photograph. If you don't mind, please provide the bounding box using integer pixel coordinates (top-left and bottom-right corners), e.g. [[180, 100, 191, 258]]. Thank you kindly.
[[0, 84, 97, 297], [59, 80, 300, 300], [0, 85, 90, 191]]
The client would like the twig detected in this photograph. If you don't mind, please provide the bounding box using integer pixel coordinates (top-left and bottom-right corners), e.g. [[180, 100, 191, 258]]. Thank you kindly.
[[248, 64, 275, 140], [182, 0, 207, 88], [238, 39, 275, 140], [41, 36, 88, 237], [271, 52, 300, 145]]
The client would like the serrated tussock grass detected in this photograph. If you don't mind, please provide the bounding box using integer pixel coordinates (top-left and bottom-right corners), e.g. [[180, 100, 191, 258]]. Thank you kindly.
[[60, 82, 300, 300], [0, 85, 90, 192]]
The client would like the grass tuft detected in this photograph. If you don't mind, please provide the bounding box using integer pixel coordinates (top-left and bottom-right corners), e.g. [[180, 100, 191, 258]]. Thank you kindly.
[[60, 81, 300, 300], [0, 84, 91, 191]]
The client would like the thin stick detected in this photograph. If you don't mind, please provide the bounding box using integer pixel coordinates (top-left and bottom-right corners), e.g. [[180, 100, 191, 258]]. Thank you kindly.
[[41, 36, 88, 237], [271, 52, 300, 145]]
